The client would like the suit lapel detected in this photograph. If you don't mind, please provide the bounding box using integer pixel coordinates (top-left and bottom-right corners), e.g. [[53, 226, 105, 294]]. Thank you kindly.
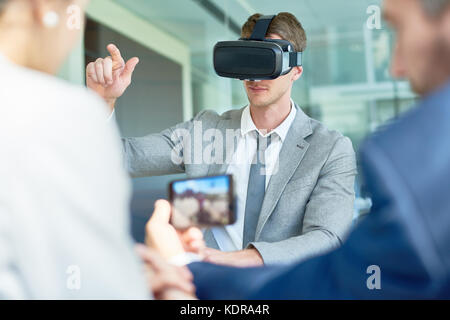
[[205, 108, 242, 247], [204, 229, 220, 249], [255, 105, 313, 239], [206, 108, 243, 176]]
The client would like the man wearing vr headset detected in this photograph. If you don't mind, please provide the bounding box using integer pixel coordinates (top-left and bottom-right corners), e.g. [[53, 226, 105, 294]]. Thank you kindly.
[[86, 13, 357, 267]]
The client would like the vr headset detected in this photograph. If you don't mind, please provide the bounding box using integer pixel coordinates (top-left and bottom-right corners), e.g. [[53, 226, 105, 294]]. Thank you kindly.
[[213, 15, 303, 81]]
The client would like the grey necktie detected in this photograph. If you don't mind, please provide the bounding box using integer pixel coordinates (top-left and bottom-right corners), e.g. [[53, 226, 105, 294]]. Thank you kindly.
[[243, 133, 272, 249]]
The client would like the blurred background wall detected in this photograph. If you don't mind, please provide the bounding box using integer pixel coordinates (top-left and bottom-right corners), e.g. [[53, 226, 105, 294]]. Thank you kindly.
[[58, 0, 417, 242]]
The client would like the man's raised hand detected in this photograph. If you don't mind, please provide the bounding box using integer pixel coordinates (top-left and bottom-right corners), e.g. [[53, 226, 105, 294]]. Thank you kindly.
[[86, 44, 139, 111]]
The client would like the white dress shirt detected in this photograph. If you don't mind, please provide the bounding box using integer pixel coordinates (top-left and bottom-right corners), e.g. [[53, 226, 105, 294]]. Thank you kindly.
[[212, 102, 297, 251], [0, 54, 150, 299]]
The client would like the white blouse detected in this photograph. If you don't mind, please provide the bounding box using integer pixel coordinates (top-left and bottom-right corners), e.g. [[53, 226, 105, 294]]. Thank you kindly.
[[0, 54, 149, 299]]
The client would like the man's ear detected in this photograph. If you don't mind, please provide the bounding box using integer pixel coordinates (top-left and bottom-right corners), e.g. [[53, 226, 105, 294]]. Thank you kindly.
[[292, 66, 303, 81]]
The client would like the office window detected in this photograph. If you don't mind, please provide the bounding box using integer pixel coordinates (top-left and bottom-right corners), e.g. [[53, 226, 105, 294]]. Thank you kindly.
[[81, 0, 420, 237], [112, 0, 416, 142], [84, 17, 186, 242]]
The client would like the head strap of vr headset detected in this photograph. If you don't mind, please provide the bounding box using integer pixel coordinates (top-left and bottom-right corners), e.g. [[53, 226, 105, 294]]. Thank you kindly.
[[248, 15, 302, 68], [249, 15, 276, 40]]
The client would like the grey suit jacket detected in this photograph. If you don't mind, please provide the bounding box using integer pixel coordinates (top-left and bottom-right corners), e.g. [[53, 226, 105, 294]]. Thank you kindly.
[[122, 103, 357, 264]]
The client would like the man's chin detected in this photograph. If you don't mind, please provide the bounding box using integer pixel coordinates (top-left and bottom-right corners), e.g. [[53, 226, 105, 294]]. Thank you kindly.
[[248, 97, 270, 108], [410, 80, 427, 97], [410, 79, 442, 97]]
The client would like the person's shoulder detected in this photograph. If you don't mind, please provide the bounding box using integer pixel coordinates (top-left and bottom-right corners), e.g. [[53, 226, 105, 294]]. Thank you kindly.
[[191, 107, 245, 130], [362, 83, 450, 159], [194, 107, 244, 120], [5, 64, 108, 119], [309, 117, 345, 140], [306, 113, 354, 154], [34, 71, 108, 119], [219, 107, 245, 119], [1, 65, 110, 142]]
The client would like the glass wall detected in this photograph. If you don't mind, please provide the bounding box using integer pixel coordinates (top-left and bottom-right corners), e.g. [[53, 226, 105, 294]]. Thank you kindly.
[[113, 0, 417, 144], [110, 0, 417, 218], [72, 0, 421, 239]]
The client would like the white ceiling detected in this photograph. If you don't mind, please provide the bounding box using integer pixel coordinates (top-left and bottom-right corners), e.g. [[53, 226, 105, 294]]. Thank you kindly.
[[113, 0, 384, 46], [112, 0, 386, 78], [210, 0, 383, 32]]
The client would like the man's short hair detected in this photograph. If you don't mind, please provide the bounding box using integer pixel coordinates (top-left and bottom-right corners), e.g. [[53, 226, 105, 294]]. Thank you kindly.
[[241, 12, 307, 52]]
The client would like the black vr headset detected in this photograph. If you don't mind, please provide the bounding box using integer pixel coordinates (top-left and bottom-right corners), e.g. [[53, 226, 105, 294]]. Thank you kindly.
[[213, 15, 303, 81]]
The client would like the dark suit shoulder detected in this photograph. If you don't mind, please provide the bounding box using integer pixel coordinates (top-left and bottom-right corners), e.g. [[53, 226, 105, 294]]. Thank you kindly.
[[360, 83, 450, 275], [363, 83, 450, 168]]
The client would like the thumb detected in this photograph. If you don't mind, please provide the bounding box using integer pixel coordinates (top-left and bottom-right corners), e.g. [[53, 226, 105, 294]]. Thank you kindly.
[[181, 227, 204, 243], [122, 57, 139, 79], [149, 199, 172, 225]]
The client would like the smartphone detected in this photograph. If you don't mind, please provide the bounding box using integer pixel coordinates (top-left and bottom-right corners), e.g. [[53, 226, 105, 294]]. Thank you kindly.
[[168, 174, 236, 230]]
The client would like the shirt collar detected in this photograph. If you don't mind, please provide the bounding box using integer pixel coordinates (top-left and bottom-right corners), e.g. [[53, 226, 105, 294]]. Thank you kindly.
[[240, 99, 297, 142]]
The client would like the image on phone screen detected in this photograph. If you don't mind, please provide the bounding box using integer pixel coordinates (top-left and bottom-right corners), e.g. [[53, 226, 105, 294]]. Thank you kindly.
[[169, 175, 235, 229]]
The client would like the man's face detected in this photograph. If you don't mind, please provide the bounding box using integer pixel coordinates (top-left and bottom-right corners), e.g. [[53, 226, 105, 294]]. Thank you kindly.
[[384, 0, 450, 95], [243, 34, 303, 108]]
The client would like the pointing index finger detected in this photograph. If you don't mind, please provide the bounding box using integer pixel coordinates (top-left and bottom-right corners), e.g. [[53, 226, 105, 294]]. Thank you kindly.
[[107, 43, 121, 61], [107, 44, 124, 69]]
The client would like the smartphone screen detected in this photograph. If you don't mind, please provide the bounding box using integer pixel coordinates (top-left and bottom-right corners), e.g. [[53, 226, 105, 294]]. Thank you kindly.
[[169, 174, 235, 229]]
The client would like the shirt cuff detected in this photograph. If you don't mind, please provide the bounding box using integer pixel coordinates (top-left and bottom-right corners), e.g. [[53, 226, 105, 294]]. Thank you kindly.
[[168, 252, 202, 266]]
